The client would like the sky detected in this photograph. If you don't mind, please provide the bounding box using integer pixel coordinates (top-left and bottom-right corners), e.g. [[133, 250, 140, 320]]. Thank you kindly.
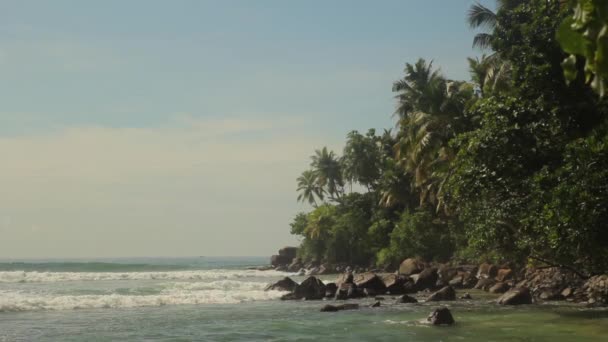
[[0, 0, 493, 258]]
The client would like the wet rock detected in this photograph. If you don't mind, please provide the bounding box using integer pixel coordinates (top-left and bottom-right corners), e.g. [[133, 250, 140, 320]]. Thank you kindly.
[[489, 282, 510, 294], [497, 287, 533, 305], [399, 258, 425, 276], [459, 293, 472, 300], [354, 273, 387, 294], [396, 294, 418, 304], [438, 266, 459, 286], [561, 287, 573, 298], [294, 276, 326, 300], [415, 267, 438, 291], [287, 258, 303, 272], [519, 267, 584, 300], [324, 282, 337, 298], [335, 272, 354, 286], [320, 303, 360, 312], [474, 278, 496, 291], [427, 286, 456, 301], [427, 307, 455, 325], [381, 274, 406, 295], [477, 263, 498, 280], [539, 290, 564, 301], [370, 301, 381, 308], [280, 293, 299, 301], [496, 268, 513, 282], [271, 254, 291, 267], [335, 282, 360, 300], [581, 274, 608, 305], [265, 277, 298, 292], [462, 272, 478, 288]]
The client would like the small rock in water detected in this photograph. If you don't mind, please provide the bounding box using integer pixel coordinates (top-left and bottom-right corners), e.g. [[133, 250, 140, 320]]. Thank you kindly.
[[459, 292, 472, 300], [320, 303, 360, 312], [496, 287, 532, 305], [396, 294, 418, 304], [427, 307, 455, 325], [370, 301, 381, 308], [427, 286, 456, 301]]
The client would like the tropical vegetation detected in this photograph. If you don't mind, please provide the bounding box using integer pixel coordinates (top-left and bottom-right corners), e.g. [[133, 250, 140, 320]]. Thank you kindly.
[[289, 0, 608, 276]]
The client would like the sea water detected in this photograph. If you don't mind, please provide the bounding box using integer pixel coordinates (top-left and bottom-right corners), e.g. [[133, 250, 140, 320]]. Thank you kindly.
[[1, 257, 607, 341]]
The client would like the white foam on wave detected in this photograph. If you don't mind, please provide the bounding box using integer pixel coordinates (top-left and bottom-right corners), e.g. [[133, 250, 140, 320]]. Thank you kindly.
[[0, 280, 287, 312], [0, 269, 292, 283]]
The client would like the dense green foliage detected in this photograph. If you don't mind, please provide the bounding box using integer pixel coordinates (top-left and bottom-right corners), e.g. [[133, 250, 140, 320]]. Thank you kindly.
[[290, 0, 608, 275]]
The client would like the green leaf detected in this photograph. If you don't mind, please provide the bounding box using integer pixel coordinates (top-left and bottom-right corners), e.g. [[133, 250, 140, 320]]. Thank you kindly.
[[557, 17, 588, 55]]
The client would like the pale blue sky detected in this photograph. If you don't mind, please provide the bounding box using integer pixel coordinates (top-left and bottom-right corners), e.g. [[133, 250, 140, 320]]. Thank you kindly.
[[0, 0, 493, 258]]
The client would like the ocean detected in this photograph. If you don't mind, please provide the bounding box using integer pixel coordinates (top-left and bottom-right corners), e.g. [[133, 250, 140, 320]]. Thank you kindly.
[[0, 257, 607, 341]]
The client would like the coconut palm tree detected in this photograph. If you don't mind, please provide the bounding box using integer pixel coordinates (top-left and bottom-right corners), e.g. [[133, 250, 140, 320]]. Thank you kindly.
[[393, 60, 474, 210], [310, 147, 344, 200], [296, 170, 324, 207], [467, 0, 524, 50]]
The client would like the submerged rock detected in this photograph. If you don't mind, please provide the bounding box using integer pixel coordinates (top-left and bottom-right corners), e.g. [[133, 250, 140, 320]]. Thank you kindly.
[[427, 286, 456, 301], [396, 294, 418, 304], [427, 307, 455, 325], [265, 277, 298, 292], [497, 287, 533, 305], [320, 303, 360, 312], [459, 292, 472, 300], [370, 301, 381, 308]]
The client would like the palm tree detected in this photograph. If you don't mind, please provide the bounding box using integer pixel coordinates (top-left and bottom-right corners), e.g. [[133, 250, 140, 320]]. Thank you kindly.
[[467, 54, 511, 96], [310, 147, 344, 200], [393, 60, 474, 210], [467, 0, 524, 50], [296, 170, 323, 207], [392, 59, 446, 120]]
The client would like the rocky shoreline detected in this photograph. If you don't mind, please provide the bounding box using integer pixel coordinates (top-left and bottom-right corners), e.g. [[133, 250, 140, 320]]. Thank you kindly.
[[265, 248, 608, 307]]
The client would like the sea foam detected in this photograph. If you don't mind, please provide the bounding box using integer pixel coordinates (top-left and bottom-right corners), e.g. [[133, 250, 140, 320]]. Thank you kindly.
[[0, 280, 287, 312], [0, 269, 290, 283]]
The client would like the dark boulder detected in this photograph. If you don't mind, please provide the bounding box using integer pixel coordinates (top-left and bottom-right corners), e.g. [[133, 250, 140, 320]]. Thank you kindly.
[[427, 307, 455, 325], [294, 276, 326, 300], [489, 282, 510, 294], [278, 246, 298, 260], [287, 258, 303, 272], [370, 301, 381, 308], [396, 294, 418, 303], [438, 266, 459, 286], [324, 282, 337, 298], [320, 303, 359, 312], [271, 254, 291, 267], [427, 286, 456, 301], [399, 258, 425, 275], [381, 274, 406, 294], [414, 267, 438, 291], [265, 277, 298, 292], [354, 273, 387, 293], [497, 287, 533, 305]]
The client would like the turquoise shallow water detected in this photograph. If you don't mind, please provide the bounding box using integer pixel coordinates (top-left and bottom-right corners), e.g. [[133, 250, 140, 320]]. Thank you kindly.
[[1, 257, 607, 341]]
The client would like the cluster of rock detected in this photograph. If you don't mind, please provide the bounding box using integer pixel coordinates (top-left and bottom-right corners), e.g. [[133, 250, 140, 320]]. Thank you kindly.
[[268, 254, 608, 306]]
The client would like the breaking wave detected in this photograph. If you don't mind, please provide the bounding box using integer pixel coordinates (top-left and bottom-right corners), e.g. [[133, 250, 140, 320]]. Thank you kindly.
[[0, 269, 290, 283], [0, 280, 287, 312]]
